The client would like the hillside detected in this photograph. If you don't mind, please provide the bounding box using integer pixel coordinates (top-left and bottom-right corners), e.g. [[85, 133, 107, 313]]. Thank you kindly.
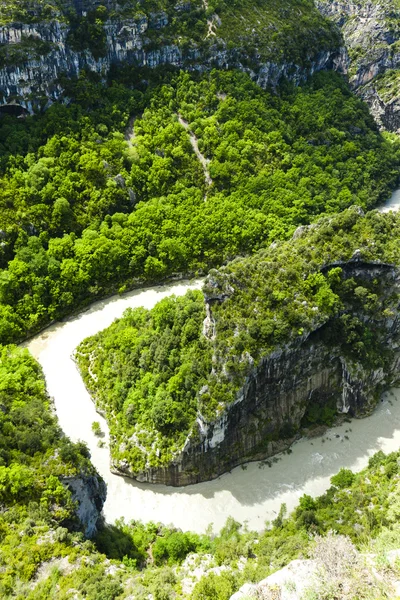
[[1, 1, 400, 598], [3, 345, 400, 599], [317, 0, 400, 132], [1, 70, 398, 345], [0, 0, 340, 110], [76, 207, 400, 484], [4, 419, 400, 598], [2, 0, 400, 135]]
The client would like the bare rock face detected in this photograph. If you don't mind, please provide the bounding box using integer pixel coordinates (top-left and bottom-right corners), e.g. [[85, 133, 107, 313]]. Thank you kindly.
[[360, 85, 400, 134], [315, 0, 400, 132], [113, 260, 400, 486], [0, 0, 343, 111], [62, 474, 107, 537]]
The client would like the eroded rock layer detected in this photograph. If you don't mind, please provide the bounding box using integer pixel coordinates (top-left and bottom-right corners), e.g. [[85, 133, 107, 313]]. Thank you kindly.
[[115, 260, 400, 486], [0, 0, 342, 110], [316, 0, 400, 132]]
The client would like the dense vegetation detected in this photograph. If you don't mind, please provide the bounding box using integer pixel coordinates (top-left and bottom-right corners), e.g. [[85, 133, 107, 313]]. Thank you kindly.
[[376, 69, 400, 103], [76, 207, 400, 474], [5, 426, 400, 598], [1, 3, 400, 595], [77, 290, 210, 471], [92, 445, 400, 598], [2, 349, 400, 600], [0, 345, 106, 597], [0, 69, 399, 344]]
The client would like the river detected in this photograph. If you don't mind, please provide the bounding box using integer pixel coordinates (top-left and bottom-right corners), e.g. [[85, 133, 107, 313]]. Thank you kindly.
[[25, 190, 400, 534], [379, 187, 400, 212]]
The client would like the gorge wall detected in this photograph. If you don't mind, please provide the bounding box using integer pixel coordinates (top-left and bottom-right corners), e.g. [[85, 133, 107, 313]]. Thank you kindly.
[[0, 0, 342, 112], [62, 473, 107, 537], [1, 1, 400, 133], [316, 0, 400, 133], [113, 259, 400, 486]]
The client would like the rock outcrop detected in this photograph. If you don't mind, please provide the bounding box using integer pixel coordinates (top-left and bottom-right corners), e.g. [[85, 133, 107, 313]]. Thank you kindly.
[[315, 0, 400, 132], [1, 0, 399, 133], [231, 558, 318, 600], [230, 534, 400, 599], [62, 473, 107, 537], [0, 0, 343, 111], [113, 259, 400, 486]]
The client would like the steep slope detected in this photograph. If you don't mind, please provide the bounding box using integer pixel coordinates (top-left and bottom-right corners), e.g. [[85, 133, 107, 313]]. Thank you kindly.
[[0, 0, 341, 109], [76, 207, 400, 485], [5, 442, 400, 597], [230, 534, 400, 600], [316, 0, 400, 132], [1, 70, 398, 345], [0, 345, 107, 595]]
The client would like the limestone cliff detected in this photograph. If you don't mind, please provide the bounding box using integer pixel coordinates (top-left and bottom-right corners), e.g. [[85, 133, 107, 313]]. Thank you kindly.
[[62, 473, 107, 537], [0, 0, 341, 111], [113, 258, 400, 486], [315, 0, 400, 133], [2, 0, 399, 134]]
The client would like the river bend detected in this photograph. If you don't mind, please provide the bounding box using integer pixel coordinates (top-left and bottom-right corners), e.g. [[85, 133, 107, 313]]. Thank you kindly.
[[25, 191, 400, 533]]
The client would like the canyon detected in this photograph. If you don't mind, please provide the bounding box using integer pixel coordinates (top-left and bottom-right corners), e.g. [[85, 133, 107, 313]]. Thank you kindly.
[[1, 1, 400, 134], [108, 257, 400, 486], [24, 193, 400, 532], [0, 1, 342, 116]]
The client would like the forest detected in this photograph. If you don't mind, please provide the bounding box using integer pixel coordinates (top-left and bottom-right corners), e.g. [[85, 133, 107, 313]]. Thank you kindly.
[[3, 350, 400, 600], [76, 206, 400, 476], [0, 69, 399, 345], [0, 14, 400, 591]]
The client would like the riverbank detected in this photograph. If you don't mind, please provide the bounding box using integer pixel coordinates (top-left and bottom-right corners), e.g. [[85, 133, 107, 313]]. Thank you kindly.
[[25, 269, 400, 533], [22, 187, 400, 533]]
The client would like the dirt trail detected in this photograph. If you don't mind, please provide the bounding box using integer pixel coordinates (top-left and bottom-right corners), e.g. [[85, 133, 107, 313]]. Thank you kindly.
[[178, 114, 212, 189], [203, 0, 216, 37], [124, 115, 138, 147]]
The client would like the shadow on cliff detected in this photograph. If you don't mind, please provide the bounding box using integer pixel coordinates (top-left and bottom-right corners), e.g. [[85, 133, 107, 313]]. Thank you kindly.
[[117, 393, 400, 509]]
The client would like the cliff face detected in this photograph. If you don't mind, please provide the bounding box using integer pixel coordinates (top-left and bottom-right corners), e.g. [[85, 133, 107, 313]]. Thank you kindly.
[[0, 17, 182, 110], [315, 0, 400, 133], [113, 260, 400, 486], [0, 0, 342, 111], [62, 473, 107, 538], [1, 1, 399, 133]]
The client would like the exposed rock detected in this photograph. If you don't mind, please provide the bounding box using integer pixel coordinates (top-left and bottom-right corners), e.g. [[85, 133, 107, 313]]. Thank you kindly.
[[231, 559, 318, 599], [62, 474, 107, 537], [231, 533, 398, 599], [114, 173, 126, 188], [112, 260, 400, 486], [0, 1, 344, 110], [360, 84, 400, 134], [315, 0, 400, 132], [31, 556, 80, 589], [180, 553, 232, 596], [2, 0, 397, 133], [128, 188, 137, 206]]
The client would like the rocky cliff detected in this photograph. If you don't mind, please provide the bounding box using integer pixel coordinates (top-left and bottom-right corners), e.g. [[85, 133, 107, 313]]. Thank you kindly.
[[62, 473, 107, 537], [74, 208, 400, 487], [1, 0, 400, 134], [315, 0, 400, 132], [117, 258, 400, 486], [0, 0, 341, 111]]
